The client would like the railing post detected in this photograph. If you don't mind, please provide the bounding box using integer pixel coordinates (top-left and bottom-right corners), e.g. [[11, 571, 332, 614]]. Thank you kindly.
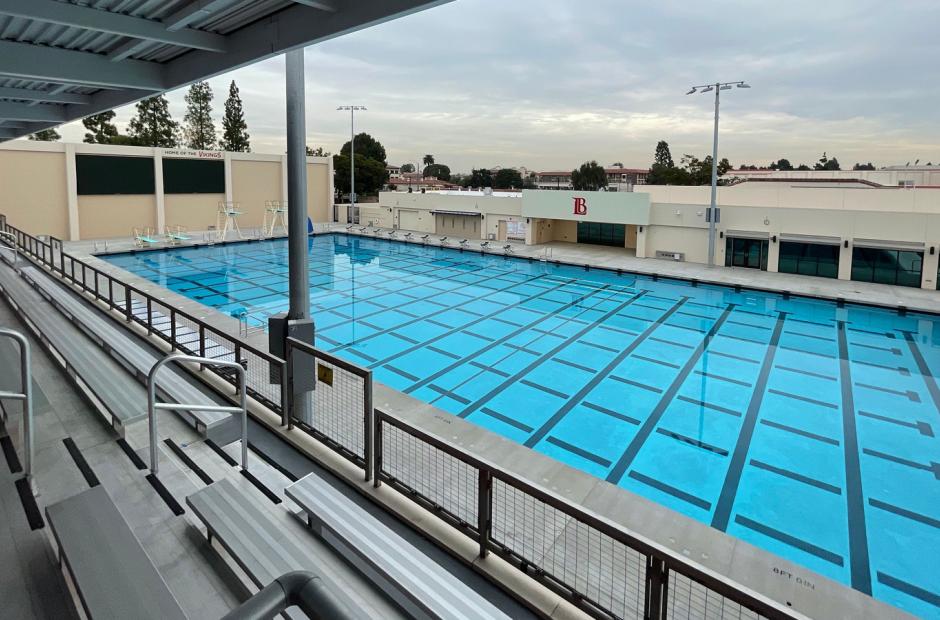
[[280, 358, 289, 428], [170, 309, 177, 351], [199, 325, 206, 370], [59, 245, 64, 274], [363, 370, 374, 483], [108, 278, 114, 309], [477, 469, 493, 558], [146, 298, 153, 336], [285, 339, 294, 429], [645, 556, 668, 620], [372, 413, 382, 488], [124, 287, 132, 322]]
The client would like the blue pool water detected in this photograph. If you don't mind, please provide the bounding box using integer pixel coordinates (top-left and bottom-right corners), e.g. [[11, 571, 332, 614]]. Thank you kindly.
[[104, 234, 940, 617]]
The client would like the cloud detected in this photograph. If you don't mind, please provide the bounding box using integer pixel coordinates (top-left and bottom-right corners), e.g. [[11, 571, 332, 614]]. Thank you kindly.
[[57, 0, 940, 172]]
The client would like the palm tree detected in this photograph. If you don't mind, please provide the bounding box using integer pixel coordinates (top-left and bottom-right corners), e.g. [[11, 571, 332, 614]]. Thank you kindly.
[[423, 154, 434, 169]]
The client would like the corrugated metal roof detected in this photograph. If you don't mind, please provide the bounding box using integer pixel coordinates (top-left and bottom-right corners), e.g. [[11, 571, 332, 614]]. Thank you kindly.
[[0, 0, 451, 139]]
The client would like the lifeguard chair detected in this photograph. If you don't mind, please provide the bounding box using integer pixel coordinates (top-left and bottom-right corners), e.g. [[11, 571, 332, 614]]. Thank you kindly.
[[216, 201, 245, 241], [263, 200, 288, 238]]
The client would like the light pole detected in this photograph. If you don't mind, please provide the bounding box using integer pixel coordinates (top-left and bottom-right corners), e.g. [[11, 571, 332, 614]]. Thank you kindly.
[[686, 81, 750, 267], [337, 105, 366, 213]]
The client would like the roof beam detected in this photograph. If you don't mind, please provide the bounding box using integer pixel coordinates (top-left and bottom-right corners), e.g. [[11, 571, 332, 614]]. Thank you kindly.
[[0, 40, 166, 90], [0, 101, 67, 122], [0, 86, 90, 104], [163, 0, 241, 31], [0, 0, 227, 53]]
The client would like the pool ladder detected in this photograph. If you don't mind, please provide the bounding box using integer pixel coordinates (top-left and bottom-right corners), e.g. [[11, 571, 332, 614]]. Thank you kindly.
[[236, 310, 266, 338], [539, 247, 553, 262]]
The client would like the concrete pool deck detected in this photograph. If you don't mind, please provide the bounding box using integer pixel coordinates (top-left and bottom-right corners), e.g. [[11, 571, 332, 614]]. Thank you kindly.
[[56, 228, 920, 619]]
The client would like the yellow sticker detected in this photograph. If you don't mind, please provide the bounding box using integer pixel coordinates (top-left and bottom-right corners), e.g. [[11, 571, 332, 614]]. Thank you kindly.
[[317, 363, 334, 386]]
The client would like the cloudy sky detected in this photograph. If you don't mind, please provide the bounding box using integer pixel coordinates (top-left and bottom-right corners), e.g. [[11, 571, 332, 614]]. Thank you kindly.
[[57, 0, 940, 173]]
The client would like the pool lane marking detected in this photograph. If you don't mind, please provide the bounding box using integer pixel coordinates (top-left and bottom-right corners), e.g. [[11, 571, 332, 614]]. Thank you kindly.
[[779, 344, 836, 359], [655, 428, 728, 456], [551, 358, 597, 373], [608, 375, 663, 394], [750, 459, 842, 495], [858, 410, 934, 437], [760, 419, 840, 446], [628, 471, 711, 511], [852, 341, 902, 356], [546, 436, 612, 467], [862, 448, 940, 479], [837, 320, 872, 595], [734, 515, 844, 567], [853, 382, 920, 402], [581, 401, 640, 425], [899, 330, 940, 422], [522, 297, 689, 448], [876, 572, 940, 609], [692, 369, 752, 387], [633, 354, 679, 369], [520, 379, 569, 400], [869, 498, 940, 530], [406, 284, 638, 397], [479, 407, 533, 433], [708, 350, 761, 364], [604, 302, 735, 484], [775, 365, 837, 381], [766, 388, 838, 410], [676, 395, 742, 418], [851, 358, 910, 376], [710, 312, 787, 532]]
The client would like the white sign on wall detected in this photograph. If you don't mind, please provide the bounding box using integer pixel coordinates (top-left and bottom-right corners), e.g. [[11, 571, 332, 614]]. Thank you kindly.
[[162, 149, 224, 160], [521, 190, 650, 225]]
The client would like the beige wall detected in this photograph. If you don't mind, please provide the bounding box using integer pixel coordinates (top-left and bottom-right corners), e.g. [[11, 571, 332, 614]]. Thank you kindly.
[[307, 162, 331, 222], [77, 195, 156, 239], [551, 219, 577, 242], [232, 160, 281, 227], [164, 194, 225, 231], [0, 150, 68, 238]]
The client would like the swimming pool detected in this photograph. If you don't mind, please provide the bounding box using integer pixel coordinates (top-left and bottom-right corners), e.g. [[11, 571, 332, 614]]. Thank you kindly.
[[104, 234, 940, 617]]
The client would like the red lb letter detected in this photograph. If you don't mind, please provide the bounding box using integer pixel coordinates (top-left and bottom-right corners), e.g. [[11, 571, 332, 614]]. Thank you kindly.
[[573, 197, 587, 215]]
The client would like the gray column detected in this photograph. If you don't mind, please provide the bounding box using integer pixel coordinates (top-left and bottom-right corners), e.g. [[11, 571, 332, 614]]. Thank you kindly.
[[285, 48, 309, 321]]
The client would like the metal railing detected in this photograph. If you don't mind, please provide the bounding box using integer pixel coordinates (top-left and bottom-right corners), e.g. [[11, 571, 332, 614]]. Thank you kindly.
[[285, 336, 373, 481], [0, 216, 800, 620], [0, 328, 33, 484], [221, 570, 358, 620], [147, 354, 248, 475], [0, 230, 18, 271]]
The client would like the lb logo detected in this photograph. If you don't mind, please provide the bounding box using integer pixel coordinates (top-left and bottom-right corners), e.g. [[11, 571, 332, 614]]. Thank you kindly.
[[573, 197, 587, 215]]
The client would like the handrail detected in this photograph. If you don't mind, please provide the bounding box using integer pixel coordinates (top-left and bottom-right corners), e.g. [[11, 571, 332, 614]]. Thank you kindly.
[[0, 328, 33, 484], [147, 353, 248, 475], [220, 570, 357, 620], [0, 230, 18, 270]]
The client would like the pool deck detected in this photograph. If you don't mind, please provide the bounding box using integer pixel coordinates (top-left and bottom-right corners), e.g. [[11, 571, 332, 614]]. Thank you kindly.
[[60, 228, 919, 620]]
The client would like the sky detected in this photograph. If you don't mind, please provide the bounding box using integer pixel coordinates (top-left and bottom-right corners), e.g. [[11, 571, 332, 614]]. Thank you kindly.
[[55, 0, 940, 173]]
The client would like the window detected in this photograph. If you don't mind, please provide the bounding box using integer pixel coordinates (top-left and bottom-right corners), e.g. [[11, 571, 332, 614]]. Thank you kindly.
[[851, 248, 923, 288], [724, 237, 768, 270], [577, 222, 626, 247], [778, 241, 839, 278]]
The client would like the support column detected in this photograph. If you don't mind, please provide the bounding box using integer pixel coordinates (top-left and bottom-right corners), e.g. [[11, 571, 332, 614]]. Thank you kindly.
[[64, 144, 79, 240], [922, 243, 938, 290], [838, 241, 853, 281], [223, 152, 234, 205], [286, 48, 309, 321], [766, 233, 780, 272], [154, 150, 165, 233]]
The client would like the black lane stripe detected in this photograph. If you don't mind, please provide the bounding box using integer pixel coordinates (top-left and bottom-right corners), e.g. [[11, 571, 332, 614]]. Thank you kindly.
[[633, 354, 679, 369], [852, 341, 901, 355], [388, 331, 419, 345], [240, 469, 282, 505], [546, 436, 611, 467], [676, 395, 741, 418], [852, 358, 910, 376], [788, 330, 835, 343], [117, 438, 147, 470], [761, 419, 839, 446], [406, 281, 624, 395], [712, 313, 787, 531], [427, 384, 470, 405], [520, 379, 569, 400], [858, 410, 933, 437], [901, 331, 940, 421], [146, 474, 185, 516], [862, 448, 932, 472], [456, 290, 648, 420], [470, 361, 509, 377], [628, 470, 711, 511], [656, 428, 728, 456], [779, 345, 835, 359], [750, 459, 841, 495], [877, 572, 940, 608], [854, 382, 919, 402], [609, 375, 663, 393], [649, 336, 694, 349], [551, 358, 597, 373], [693, 370, 752, 387], [767, 389, 838, 410], [427, 345, 460, 360], [205, 438, 238, 467], [838, 321, 871, 594], [164, 439, 212, 486], [524, 297, 689, 450], [775, 364, 836, 382], [606, 302, 734, 483], [384, 364, 420, 382], [709, 350, 760, 364], [15, 478, 44, 530], [63, 438, 99, 488], [478, 407, 533, 433], [734, 515, 843, 566], [869, 498, 940, 530], [582, 401, 640, 425]]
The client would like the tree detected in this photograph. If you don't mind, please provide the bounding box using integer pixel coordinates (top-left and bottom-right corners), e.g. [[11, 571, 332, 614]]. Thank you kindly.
[[28, 128, 60, 141], [183, 81, 216, 150], [814, 152, 841, 171], [853, 162, 876, 170], [306, 146, 330, 156], [796, 164, 811, 171], [339, 133, 386, 164], [423, 163, 451, 181], [423, 154, 435, 168], [220, 81, 250, 152], [774, 158, 793, 171], [129, 95, 179, 147], [83, 111, 119, 144], [654, 140, 674, 168], [333, 153, 388, 198], [571, 161, 608, 191], [400, 163, 415, 173], [493, 168, 523, 189], [464, 168, 493, 188]]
